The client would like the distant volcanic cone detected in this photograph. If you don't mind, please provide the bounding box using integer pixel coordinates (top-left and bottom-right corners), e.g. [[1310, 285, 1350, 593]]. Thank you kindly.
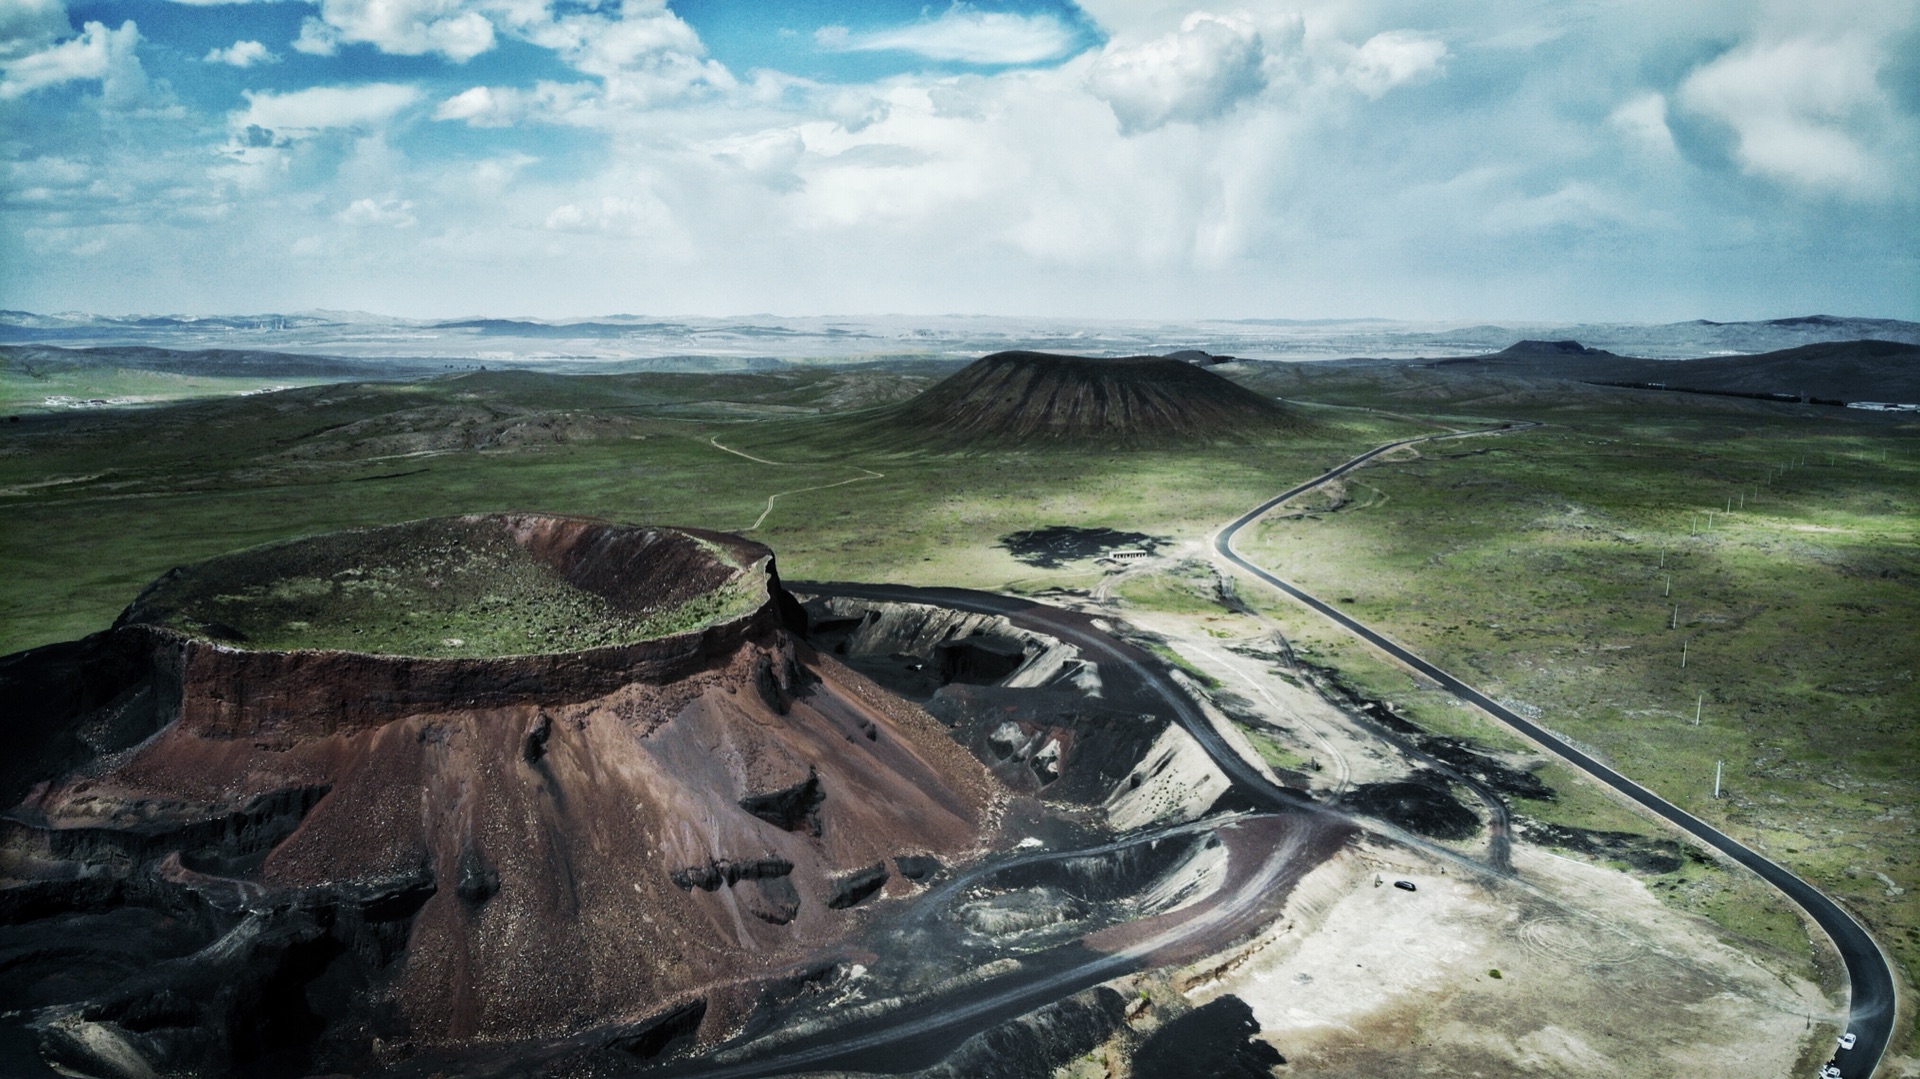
[[0, 515, 998, 1078], [873, 350, 1309, 446]]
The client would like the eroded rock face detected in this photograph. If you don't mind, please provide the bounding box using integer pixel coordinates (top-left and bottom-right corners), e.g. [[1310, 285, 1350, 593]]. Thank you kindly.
[[0, 515, 999, 1078]]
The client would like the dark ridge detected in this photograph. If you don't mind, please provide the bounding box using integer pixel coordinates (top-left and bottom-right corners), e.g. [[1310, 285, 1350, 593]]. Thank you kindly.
[[858, 350, 1310, 447], [430, 319, 671, 337], [1163, 349, 1232, 365], [0, 344, 432, 379], [1496, 339, 1618, 357], [1424, 338, 1920, 403]]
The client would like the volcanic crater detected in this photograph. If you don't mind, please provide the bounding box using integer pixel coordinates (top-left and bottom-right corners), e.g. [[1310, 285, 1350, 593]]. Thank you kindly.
[[0, 514, 1001, 1077]]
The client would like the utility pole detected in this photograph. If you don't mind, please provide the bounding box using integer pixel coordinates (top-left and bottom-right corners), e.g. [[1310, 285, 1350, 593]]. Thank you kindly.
[[1681, 641, 1688, 668], [1696, 693, 1704, 726], [1713, 759, 1722, 797], [1664, 575, 1671, 597], [1671, 605, 1679, 630]]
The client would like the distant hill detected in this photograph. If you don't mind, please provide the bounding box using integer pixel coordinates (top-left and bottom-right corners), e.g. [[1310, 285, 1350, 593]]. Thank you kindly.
[[1495, 340, 1620, 358], [865, 350, 1309, 446], [0, 344, 443, 379], [430, 318, 679, 338], [1427, 338, 1920, 404]]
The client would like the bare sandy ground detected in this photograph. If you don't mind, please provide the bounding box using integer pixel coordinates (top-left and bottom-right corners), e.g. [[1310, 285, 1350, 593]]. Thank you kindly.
[[1176, 840, 1832, 1077]]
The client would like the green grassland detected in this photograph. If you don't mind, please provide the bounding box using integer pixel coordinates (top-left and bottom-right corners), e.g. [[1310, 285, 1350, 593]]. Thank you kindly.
[[0, 370, 1422, 654], [1, 359, 1913, 1015], [1228, 382, 1919, 1006], [0, 365, 336, 412]]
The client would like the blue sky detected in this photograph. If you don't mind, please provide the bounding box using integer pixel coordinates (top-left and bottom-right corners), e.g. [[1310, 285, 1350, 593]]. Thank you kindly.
[[2, 0, 1915, 320]]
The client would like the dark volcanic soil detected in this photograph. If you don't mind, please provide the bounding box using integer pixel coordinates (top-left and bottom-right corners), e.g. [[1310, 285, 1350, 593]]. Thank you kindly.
[[1513, 817, 1694, 873], [1341, 770, 1482, 840], [0, 516, 1001, 1078], [1132, 994, 1284, 1078], [868, 350, 1309, 446], [998, 525, 1163, 568]]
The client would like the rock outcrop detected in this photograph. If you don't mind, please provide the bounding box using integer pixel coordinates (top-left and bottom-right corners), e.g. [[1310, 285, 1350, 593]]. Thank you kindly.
[[0, 515, 999, 1077]]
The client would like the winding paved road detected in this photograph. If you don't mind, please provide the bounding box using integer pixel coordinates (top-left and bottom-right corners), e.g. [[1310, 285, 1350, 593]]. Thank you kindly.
[[1211, 423, 1897, 1079]]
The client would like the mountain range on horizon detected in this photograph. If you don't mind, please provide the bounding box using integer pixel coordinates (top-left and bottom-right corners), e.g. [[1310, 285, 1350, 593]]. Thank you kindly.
[[3, 310, 1916, 365]]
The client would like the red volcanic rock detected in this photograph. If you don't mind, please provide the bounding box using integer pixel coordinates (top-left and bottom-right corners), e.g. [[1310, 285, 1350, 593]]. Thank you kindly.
[[2, 515, 1000, 1075]]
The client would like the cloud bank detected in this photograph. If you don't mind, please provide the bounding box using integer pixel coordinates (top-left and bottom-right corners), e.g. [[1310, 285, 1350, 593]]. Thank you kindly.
[[0, 0, 1914, 320]]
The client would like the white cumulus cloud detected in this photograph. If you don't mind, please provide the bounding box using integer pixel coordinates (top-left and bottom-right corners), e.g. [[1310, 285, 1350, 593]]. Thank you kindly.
[[292, 16, 339, 56], [234, 82, 422, 139], [204, 39, 276, 67], [433, 81, 592, 125], [1678, 36, 1891, 193], [815, 9, 1080, 65], [1345, 30, 1446, 99], [1088, 13, 1267, 134], [525, 2, 730, 107], [337, 197, 415, 227], [0, 18, 137, 99], [304, 0, 494, 62]]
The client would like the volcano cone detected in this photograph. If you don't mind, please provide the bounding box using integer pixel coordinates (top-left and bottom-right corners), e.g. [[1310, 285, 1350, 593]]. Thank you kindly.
[[871, 351, 1308, 446]]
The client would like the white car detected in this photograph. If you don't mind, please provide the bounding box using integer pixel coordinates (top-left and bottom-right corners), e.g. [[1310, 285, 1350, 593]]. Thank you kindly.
[[1838, 1032, 1857, 1050], [1819, 1065, 1842, 1079]]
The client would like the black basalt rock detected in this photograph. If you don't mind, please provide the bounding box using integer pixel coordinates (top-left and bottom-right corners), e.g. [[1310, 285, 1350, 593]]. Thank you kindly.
[[455, 845, 500, 907], [745, 876, 802, 925], [523, 713, 552, 763], [894, 854, 942, 882], [604, 999, 706, 1059], [669, 857, 795, 892], [826, 862, 888, 910], [739, 769, 826, 836]]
